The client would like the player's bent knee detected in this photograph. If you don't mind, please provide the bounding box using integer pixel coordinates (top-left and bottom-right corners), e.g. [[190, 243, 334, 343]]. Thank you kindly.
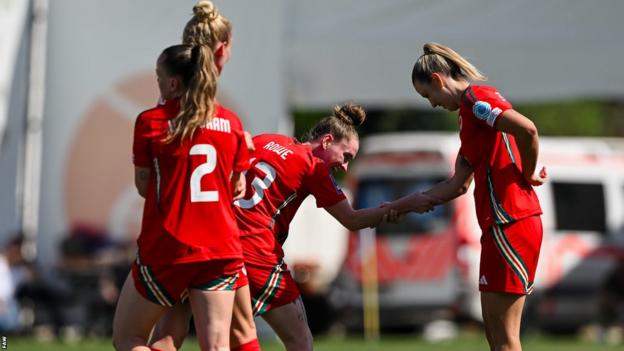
[[281, 328, 313, 351]]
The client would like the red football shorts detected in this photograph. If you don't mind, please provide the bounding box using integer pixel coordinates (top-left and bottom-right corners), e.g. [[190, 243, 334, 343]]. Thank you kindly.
[[235, 263, 249, 289], [245, 260, 300, 316], [132, 257, 243, 307], [479, 215, 543, 295]]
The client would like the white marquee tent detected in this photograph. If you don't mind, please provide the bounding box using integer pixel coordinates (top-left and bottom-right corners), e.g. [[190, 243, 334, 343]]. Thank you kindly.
[[1, 0, 623, 266]]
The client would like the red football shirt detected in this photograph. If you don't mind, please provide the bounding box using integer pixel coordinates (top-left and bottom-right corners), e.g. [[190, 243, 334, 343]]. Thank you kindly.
[[233, 134, 346, 264], [133, 98, 249, 265], [458, 85, 542, 230]]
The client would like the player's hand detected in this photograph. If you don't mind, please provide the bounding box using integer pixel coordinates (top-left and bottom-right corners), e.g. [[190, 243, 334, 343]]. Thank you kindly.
[[376, 201, 403, 225], [231, 172, 246, 200], [410, 193, 437, 213], [244, 131, 255, 152], [526, 166, 548, 186]]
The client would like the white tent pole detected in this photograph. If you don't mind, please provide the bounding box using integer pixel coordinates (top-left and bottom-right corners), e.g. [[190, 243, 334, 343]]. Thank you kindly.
[[359, 227, 380, 340], [21, 0, 49, 261]]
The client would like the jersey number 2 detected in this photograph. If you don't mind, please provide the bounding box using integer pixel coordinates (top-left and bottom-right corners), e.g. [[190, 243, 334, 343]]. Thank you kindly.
[[189, 144, 218, 202]]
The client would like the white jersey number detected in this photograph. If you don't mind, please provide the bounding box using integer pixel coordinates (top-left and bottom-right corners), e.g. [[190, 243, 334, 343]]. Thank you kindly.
[[189, 144, 218, 202], [234, 160, 276, 209]]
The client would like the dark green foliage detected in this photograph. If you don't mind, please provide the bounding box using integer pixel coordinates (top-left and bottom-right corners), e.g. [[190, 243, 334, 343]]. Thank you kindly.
[[293, 100, 624, 138]]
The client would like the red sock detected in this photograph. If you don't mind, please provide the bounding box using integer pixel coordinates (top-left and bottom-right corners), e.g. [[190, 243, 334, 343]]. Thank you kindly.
[[232, 339, 262, 351]]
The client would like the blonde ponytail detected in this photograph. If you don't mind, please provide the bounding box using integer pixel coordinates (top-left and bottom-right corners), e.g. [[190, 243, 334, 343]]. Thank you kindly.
[[160, 44, 219, 143], [412, 42, 487, 83]]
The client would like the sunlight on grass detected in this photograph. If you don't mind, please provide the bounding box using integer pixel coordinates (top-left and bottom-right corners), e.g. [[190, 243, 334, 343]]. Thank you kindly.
[[3, 332, 621, 351]]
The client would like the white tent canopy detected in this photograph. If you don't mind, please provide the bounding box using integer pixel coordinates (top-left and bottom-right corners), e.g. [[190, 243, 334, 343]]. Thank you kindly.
[[2, 0, 624, 265], [287, 0, 624, 107]]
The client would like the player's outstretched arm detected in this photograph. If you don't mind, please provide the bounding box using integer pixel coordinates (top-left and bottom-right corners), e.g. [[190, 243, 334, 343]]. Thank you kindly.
[[388, 153, 473, 213], [324, 198, 389, 231]]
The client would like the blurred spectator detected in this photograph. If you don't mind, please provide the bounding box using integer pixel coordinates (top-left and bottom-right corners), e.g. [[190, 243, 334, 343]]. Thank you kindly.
[[54, 224, 134, 337], [13, 224, 134, 340], [596, 258, 624, 344], [0, 234, 31, 334]]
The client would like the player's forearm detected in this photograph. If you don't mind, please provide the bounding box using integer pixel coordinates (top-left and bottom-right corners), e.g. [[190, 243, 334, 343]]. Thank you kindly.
[[342, 207, 386, 231], [423, 177, 470, 204], [392, 176, 469, 213], [513, 123, 539, 180]]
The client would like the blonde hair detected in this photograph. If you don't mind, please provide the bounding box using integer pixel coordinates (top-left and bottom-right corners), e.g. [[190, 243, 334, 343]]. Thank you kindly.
[[161, 44, 219, 143], [182, 0, 231, 49], [307, 103, 366, 142], [412, 42, 487, 84], [164, 0, 231, 143]]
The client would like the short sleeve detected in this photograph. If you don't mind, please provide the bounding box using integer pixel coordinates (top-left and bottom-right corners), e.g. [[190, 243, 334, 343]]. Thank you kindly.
[[469, 88, 513, 128], [132, 114, 152, 167], [231, 121, 250, 173], [305, 160, 346, 208]]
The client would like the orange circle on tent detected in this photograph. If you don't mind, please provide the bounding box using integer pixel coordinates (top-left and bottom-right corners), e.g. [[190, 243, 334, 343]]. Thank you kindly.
[[64, 73, 157, 241]]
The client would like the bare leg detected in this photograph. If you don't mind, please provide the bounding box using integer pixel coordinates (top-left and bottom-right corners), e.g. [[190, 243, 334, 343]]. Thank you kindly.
[[262, 297, 313, 351], [481, 295, 495, 351], [230, 285, 258, 347], [150, 301, 192, 351], [188, 289, 236, 351], [481, 292, 526, 351], [112, 273, 168, 351]]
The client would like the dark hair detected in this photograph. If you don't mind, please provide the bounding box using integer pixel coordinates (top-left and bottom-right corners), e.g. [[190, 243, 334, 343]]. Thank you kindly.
[[306, 103, 366, 142], [159, 44, 218, 143]]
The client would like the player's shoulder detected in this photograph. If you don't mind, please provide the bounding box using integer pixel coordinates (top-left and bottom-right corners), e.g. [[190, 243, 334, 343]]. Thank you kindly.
[[462, 85, 512, 127], [255, 134, 311, 162], [215, 104, 237, 119], [215, 105, 244, 129], [137, 105, 165, 120], [463, 85, 510, 117], [137, 98, 177, 121], [463, 85, 508, 105], [253, 133, 298, 148]]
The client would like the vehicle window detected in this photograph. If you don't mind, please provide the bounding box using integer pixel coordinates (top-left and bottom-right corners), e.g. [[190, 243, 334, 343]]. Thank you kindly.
[[355, 177, 452, 235], [552, 181, 606, 233]]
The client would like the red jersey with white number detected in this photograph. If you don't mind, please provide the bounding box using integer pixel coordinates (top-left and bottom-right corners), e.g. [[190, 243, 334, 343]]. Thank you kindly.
[[133, 98, 249, 265], [233, 134, 346, 264], [458, 85, 542, 230]]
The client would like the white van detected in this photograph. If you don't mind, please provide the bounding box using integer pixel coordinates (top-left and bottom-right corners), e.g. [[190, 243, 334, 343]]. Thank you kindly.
[[328, 132, 624, 332]]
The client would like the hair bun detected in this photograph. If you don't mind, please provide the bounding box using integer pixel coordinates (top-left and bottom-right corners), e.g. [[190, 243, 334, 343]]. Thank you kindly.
[[423, 42, 435, 55], [333, 103, 366, 126], [193, 0, 219, 21]]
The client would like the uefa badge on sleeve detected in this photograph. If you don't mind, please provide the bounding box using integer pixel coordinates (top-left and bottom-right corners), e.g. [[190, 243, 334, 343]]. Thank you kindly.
[[473, 101, 492, 121]]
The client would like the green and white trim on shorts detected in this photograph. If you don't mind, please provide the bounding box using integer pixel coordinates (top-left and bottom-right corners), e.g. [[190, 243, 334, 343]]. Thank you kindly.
[[136, 254, 175, 307], [491, 224, 534, 294], [252, 262, 285, 316], [194, 273, 239, 291], [486, 167, 515, 225]]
